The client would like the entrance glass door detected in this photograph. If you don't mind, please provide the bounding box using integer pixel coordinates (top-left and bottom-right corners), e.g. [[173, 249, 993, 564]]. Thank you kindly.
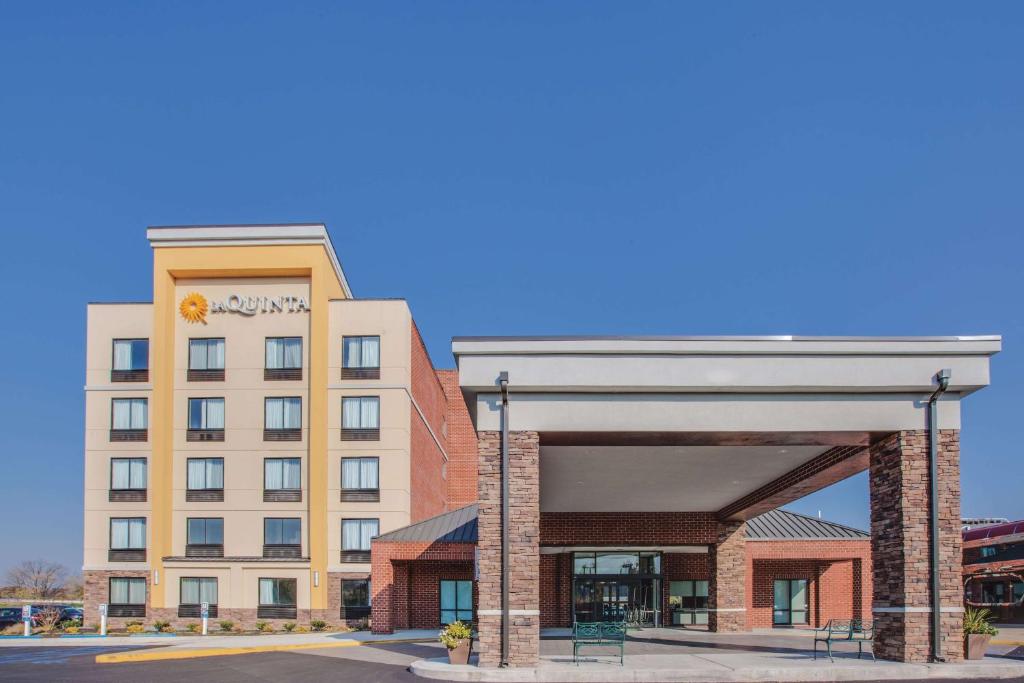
[[772, 579, 808, 625], [573, 578, 659, 625]]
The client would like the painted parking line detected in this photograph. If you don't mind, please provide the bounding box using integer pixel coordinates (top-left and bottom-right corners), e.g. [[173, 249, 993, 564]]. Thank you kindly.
[[96, 637, 432, 664], [0, 646, 143, 665]]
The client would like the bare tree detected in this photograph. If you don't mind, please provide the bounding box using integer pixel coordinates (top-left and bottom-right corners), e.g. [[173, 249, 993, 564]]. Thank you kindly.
[[5, 560, 69, 599]]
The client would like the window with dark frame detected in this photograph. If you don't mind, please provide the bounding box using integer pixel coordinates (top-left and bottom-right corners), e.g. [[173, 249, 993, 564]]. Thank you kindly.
[[186, 517, 224, 558], [265, 337, 302, 380], [109, 577, 146, 617], [264, 457, 301, 502], [187, 397, 225, 441], [440, 580, 473, 625], [341, 396, 380, 441], [263, 518, 302, 558], [342, 336, 381, 379], [110, 398, 148, 441], [111, 339, 149, 382], [772, 579, 808, 625], [186, 457, 224, 502], [340, 518, 378, 563], [109, 517, 146, 562], [258, 578, 297, 619], [264, 397, 301, 441], [341, 579, 371, 619], [109, 458, 147, 502], [340, 457, 379, 502], [668, 580, 709, 626], [178, 577, 218, 618], [188, 338, 225, 381]]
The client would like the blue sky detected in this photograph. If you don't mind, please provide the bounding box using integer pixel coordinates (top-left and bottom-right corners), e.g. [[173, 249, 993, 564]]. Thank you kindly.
[[0, 2, 1021, 577]]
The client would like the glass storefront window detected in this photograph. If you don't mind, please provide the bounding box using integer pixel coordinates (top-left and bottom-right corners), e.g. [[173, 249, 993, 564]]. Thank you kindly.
[[573, 554, 596, 575], [596, 553, 639, 575]]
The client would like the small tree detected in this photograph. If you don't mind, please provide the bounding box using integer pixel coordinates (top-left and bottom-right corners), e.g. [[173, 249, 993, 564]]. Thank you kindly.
[[34, 606, 63, 633], [5, 560, 69, 599]]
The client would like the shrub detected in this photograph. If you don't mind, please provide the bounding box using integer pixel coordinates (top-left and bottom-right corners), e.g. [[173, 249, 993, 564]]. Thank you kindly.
[[310, 619, 327, 632], [964, 607, 999, 637], [218, 620, 234, 632], [256, 621, 272, 632], [153, 620, 173, 633], [295, 625, 309, 633], [126, 623, 145, 634], [185, 623, 200, 633], [439, 621, 472, 650], [282, 622, 296, 632], [2, 624, 24, 636]]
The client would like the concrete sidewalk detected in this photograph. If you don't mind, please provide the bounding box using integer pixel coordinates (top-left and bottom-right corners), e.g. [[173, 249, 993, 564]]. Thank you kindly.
[[411, 652, 1024, 682]]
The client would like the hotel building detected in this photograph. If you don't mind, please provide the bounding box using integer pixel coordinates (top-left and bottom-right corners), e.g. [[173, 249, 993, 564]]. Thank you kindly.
[[84, 224, 1000, 666]]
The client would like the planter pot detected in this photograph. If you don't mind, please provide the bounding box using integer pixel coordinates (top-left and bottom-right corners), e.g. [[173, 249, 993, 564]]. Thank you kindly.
[[447, 639, 472, 665], [965, 634, 993, 660]]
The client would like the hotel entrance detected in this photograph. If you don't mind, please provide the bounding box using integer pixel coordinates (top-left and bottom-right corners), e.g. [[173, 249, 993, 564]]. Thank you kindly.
[[571, 551, 662, 626]]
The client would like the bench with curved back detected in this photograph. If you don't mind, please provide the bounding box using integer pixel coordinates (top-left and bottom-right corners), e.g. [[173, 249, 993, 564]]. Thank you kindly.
[[812, 618, 874, 662], [572, 621, 626, 665]]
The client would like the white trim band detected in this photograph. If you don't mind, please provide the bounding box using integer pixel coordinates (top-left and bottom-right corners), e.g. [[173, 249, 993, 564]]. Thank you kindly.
[[476, 610, 540, 617], [873, 606, 964, 613]]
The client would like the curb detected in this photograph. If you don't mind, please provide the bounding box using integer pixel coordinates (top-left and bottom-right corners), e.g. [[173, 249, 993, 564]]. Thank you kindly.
[[96, 637, 432, 663]]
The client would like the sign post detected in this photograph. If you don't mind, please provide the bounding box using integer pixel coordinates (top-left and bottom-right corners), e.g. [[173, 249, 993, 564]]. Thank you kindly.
[[99, 603, 108, 637], [201, 602, 209, 636], [21, 605, 31, 637]]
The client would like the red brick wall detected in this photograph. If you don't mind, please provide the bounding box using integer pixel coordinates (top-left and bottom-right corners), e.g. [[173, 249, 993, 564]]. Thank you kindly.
[[436, 369, 478, 510], [541, 512, 718, 546], [404, 560, 476, 629], [409, 323, 447, 522]]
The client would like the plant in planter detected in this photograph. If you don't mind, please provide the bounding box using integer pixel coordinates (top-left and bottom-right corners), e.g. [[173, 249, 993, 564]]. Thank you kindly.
[[964, 607, 998, 660], [439, 621, 473, 665]]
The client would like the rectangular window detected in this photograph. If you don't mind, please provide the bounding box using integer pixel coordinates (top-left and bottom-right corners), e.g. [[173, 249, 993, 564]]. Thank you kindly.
[[772, 579, 808, 626], [265, 337, 302, 380], [341, 397, 380, 440], [258, 578, 297, 619], [342, 336, 380, 378], [110, 458, 147, 502], [109, 577, 146, 617], [186, 458, 224, 502], [109, 517, 146, 561], [187, 398, 225, 441], [263, 518, 302, 558], [340, 457, 379, 502], [440, 580, 473, 625], [111, 339, 149, 381], [264, 397, 302, 440], [264, 458, 302, 502], [341, 518, 378, 562], [188, 338, 225, 381], [110, 398, 147, 441], [185, 518, 224, 557], [178, 577, 218, 618], [340, 579, 371, 619], [669, 580, 709, 625]]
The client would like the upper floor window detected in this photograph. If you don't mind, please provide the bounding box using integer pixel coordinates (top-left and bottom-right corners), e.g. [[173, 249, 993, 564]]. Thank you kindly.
[[342, 336, 380, 379], [188, 338, 225, 381], [265, 337, 302, 380], [263, 518, 302, 558], [186, 457, 224, 502], [109, 517, 146, 562], [110, 458, 147, 502], [187, 398, 225, 441], [341, 397, 379, 441], [111, 339, 149, 382], [264, 458, 301, 502], [340, 457, 379, 502], [341, 518, 378, 563], [110, 398, 147, 441], [981, 546, 997, 558], [186, 517, 224, 558], [264, 397, 301, 441]]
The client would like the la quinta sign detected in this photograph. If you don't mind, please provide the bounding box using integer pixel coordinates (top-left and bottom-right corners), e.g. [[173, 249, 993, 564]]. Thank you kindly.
[[179, 292, 310, 324]]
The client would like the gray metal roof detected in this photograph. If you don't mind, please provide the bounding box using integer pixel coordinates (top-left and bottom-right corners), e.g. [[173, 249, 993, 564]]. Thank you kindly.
[[375, 504, 478, 543], [374, 504, 866, 545], [746, 508, 868, 540]]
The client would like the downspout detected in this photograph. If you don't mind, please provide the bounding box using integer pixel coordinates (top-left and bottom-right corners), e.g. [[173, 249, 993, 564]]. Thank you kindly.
[[499, 371, 510, 668], [928, 368, 951, 662]]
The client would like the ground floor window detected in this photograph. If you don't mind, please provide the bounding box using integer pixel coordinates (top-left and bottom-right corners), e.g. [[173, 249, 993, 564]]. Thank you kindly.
[[773, 579, 808, 625], [179, 577, 218, 618], [258, 578, 297, 619], [440, 579, 473, 625], [341, 579, 371, 619], [669, 580, 708, 625], [109, 577, 146, 617]]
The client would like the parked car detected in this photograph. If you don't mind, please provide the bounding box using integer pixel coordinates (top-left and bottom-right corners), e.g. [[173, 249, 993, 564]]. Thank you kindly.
[[0, 607, 22, 629], [59, 606, 83, 625]]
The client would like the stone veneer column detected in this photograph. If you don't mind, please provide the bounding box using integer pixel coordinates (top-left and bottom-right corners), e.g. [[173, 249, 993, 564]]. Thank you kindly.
[[708, 519, 747, 632], [870, 430, 963, 662], [476, 430, 540, 668]]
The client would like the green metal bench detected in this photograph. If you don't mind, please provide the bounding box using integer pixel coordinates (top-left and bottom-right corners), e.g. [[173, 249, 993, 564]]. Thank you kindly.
[[572, 621, 626, 666], [813, 618, 874, 662]]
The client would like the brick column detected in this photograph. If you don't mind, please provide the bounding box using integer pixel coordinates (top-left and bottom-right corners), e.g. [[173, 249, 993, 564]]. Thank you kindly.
[[870, 430, 963, 662], [709, 519, 747, 632], [476, 430, 540, 667]]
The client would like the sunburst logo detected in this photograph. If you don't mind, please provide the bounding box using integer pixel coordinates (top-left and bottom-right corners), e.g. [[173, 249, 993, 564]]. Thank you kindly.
[[179, 292, 209, 324]]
